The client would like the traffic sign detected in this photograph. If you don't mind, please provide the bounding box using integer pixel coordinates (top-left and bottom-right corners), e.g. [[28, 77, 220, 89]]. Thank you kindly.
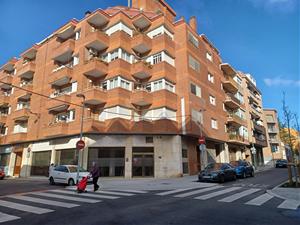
[[76, 140, 85, 150], [199, 144, 206, 152], [198, 136, 206, 145]]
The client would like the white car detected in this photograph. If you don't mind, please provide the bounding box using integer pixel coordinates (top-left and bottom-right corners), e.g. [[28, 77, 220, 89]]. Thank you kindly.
[[49, 165, 92, 186]]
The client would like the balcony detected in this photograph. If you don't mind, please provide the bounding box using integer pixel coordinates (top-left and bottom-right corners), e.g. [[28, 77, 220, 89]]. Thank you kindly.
[[46, 122, 69, 137], [82, 58, 108, 78], [8, 133, 27, 143], [131, 90, 153, 106], [47, 94, 71, 112], [151, 61, 176, 82], [228, 134, 248, 145], [132, 33, 152, 55], [87, 12, 109, 29], [253, 123, 266, 133], [269, 138, 280, 144], [255, 137, 268, 147], [224, 93, 240, 109], [0, 114, 7, 124], [152, 34, 175, 58], [12, 108, 30, 121], [83, 118, 105, 133], [108, 59, 131, 79], [268, 128, 279, 133], [227, 113, 245, 127], [132, 15, 151, 31], [131, 61, 152, 80], [18, 61, 35, 79], [49, 67, 72, 86], [52, 39, 75, 63], [0, 95, 9, 105], [220, 63, 237, 77], [0, 75, 13, 89], [223, 75, 239, 93], [82, 87, 107, 105], [152, 90, 177, 110], [85, 30, 109, 52]]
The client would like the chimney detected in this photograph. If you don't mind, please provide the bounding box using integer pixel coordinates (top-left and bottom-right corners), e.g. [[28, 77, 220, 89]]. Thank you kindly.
[[85, 10, 91, 17], [189, 16, 197, 32]]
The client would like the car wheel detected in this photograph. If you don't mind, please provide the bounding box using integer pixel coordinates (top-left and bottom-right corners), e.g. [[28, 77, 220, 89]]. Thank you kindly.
[[233, 174, 237, 181], [219, 175, 225, 183], [0, 177, 4, 180], [49, 177, 55, 185], [242, 172, 246, 179], [68, 178, 75, 186], [250, 170, 255, 177]]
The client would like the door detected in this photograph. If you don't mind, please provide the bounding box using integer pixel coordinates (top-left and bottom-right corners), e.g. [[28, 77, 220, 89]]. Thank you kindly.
[[13, 152, 23, 177], [132, 147, 154, 177]]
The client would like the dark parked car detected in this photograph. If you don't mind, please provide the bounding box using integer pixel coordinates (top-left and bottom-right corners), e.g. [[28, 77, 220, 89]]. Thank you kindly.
[[198, 163, 237, 183], [230, 160, 254, 178], [275, 159, 288, 168]]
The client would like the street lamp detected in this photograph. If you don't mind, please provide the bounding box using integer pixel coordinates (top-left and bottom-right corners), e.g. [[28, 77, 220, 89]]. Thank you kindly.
[[198, 109, 206, 171], [250, 144, 257, 169], [76, 93, 85, 184]]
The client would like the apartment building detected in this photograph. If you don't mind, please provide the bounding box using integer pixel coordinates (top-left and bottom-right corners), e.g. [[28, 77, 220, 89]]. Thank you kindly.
[[0, 0, 267, 178], [240, 72, 268, 167], [263, 109, 285, 162]]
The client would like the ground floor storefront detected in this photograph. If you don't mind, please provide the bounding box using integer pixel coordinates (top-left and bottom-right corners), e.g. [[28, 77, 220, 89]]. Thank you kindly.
[[1, 135, 267, 178]]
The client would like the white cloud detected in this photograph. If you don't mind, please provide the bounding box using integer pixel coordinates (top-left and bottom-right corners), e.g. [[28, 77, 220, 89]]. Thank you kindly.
[[247, 0, 298, 12], [264, 77, 300, 87]]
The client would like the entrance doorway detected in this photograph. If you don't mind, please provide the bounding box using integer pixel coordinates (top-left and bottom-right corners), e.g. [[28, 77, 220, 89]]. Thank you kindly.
[[132, 147, 154, 177], [13, 152, 23, 176]]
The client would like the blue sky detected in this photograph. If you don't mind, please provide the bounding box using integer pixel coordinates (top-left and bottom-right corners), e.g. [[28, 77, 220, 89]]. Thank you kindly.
[[0, 0, 299, 123]]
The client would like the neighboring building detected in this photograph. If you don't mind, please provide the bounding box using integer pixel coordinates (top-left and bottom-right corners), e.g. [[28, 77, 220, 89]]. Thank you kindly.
[[0, 0, 267, 178], [240, 72, 268, 167], [263, 109, 285, 163]]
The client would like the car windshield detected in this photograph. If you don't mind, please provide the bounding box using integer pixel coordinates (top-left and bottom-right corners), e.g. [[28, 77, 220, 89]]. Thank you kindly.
[[68, 166, 87, 173], [205, 163, 222, 170]]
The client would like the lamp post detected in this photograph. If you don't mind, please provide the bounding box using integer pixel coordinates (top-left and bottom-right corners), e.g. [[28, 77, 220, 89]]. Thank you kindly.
[[198, 109, 206, 171], [250, 144, 257, 170], [76, 93, 85, 184]]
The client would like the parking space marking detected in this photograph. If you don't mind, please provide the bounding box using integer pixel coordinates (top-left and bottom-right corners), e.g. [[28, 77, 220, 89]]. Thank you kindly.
[[218, 188, 261, 203], [195, 187, 242, 200], [0, 200, 53, 214]]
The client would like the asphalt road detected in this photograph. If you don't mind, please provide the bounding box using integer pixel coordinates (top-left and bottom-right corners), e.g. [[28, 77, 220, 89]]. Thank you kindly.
[[0, 168, 299, 225]]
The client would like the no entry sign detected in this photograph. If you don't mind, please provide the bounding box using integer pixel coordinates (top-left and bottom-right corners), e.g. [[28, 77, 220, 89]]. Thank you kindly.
[[198, 136, 206, 145], [76, 140, 85, 150]]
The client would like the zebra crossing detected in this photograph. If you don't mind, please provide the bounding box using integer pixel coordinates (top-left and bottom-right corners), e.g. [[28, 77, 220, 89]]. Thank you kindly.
[[0, 188, 147, 224], [155, 185, 300, 210]]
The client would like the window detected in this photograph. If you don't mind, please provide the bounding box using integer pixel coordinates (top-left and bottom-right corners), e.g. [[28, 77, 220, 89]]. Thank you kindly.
[[145, 137, 154, 143], [105, 22, 133, 37], [209, 95, 216, 106], [153, 53, 162, 64], [206, 52, 213, 62], [107, 76, 131, 91], [0, 126, 8, 135], [75, 30, 81, 40], [190, 83, 201, 97], [191, 109, 203, 124], [188, 55, 200, 72], [109, 77, 118, 89], [208, 73, 214, 83], [165, 80, 175, 92], [147, 25, 174, 40], [121, 50, 131, 62], [153, 80, 163, 91], [111, 50, 119, 61], [234, 76, 242, 85], [54, 110, 75, 123], [211, 119, 218, 129], [13, 121, 28, 133], [99, 106, 132, 121], [120, 78, 130, 90], [188, 32, 199, 48], [73, 55, 79, 66]]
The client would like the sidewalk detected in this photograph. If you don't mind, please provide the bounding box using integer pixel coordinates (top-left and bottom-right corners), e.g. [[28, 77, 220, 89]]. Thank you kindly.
[[89, 175, 216, 191], [267, 183, 300, 201]]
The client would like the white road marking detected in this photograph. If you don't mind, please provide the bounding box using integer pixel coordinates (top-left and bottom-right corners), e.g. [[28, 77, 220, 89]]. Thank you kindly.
[[31, 192, 101, 203], [0, 200, 53, 214], [49, 190, 119, 199], [174, 186, 224, 198], [0, 212, 20, 223], [110, 189, 148, 194], [156, 187, 207, 196], [92, 190, 134, 196], [245, 193, 274, 206], [218, 188, 261, 203], [8, 195, 79, 208], [277, 199, 300, 210], [195, 187, 242, 200]]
